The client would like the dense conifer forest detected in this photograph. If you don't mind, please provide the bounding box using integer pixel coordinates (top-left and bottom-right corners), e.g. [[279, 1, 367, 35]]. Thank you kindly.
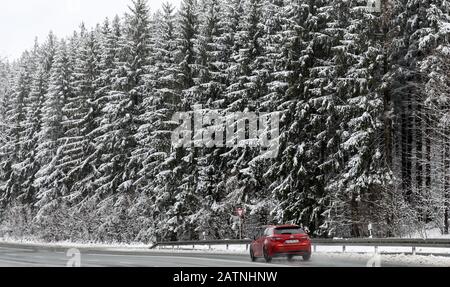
[[0, 0, 449, 242]]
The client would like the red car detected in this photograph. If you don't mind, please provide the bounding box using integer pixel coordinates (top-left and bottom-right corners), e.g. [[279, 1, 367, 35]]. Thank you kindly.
[[250, 225, 312, 262]]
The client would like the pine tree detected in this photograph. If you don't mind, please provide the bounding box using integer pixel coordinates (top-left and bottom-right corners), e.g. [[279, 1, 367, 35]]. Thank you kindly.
[[21, 35, 57, 210], [413, 0, 450, 234], [61, 28, 101, 203], [133, 2, 183, 241], [0, 60, 15, 210], [271, 0, 337, 236], [158, 0, 202, 240], [34, 40, 74, 240], [95, 0, 152, 242], [3, 51, 36, 206]]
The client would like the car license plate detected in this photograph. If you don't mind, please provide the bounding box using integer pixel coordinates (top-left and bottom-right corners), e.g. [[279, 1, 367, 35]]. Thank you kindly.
[[285, 240, 299, 244]]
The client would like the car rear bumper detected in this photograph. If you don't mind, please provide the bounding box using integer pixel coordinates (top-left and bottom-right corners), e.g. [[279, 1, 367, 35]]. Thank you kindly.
[[270, 243, 311, 256]]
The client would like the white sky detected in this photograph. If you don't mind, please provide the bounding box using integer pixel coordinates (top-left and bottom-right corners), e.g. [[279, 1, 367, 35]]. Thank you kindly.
[[0, 0, 180, 60]]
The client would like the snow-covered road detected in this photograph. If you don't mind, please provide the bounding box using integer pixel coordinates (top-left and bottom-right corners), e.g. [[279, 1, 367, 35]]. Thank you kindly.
[[0, 242, 449, 267]]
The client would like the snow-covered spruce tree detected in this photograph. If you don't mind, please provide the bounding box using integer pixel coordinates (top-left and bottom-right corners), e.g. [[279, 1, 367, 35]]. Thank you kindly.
[[413, 0, 450, 235], [388, 0, 424, 219], [200, 0, 281, 239], [0, 60, 11, 140], [266, 0, 311, 228], [89, 18, 122, 199], [60, 28, 103, 241], [194, 0, 246, 239], [271, 0, 338, 236], [223, 0, 265, 112], [322, 0, 393, 238], [259, 0, 287, 110], [3, 51, 35, 203], [33, 40, 74, 241], [0, 60, 15, 222], [20, 34, 58, 212], [195, 0, 228, 104], [0, 48, 42, 237], [188, 0, 236, 240], [94, 0, 152, 242], [130, 9, 162, 243], [386, 0, 450, 236], [221, 0, 245, 87], [227, 0, 288, 237], [420, 46, 450, 235], [79, 16, 126, 242], [133, 2, 183, 242], [7, 34, 59, 237], [157, 0, 202, 241]]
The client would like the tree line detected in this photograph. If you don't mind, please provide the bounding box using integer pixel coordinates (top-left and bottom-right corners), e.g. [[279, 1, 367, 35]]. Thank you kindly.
[[0, 0, 449, 243]]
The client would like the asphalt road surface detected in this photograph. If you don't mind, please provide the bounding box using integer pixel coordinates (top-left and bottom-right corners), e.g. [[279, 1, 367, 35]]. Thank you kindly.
[[0, 243, 415, 267]]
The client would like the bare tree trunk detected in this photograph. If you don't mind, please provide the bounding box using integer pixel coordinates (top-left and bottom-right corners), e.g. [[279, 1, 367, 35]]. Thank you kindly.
[[416, 99, 424, 222], [425, 112, 432, 193], [407, 101, 414, 198], [401, 99, 413, 202], [381, 0, 394, 236], [383, 54, 392, 167], [422, 110, 433, 224], [416, 101, 423, 193], [444, 128, 449, 235], [351, 193, 360, 237]]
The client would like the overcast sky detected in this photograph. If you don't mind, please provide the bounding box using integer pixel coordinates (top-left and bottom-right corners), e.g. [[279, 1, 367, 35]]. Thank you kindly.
[[0, 0, 180, 60]]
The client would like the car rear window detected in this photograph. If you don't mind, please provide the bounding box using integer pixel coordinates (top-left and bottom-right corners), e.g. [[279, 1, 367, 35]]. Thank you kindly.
[[274, 228, 305, 235]]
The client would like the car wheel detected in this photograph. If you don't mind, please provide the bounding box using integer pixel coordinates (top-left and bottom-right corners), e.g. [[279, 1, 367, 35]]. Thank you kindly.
[[263, 247, 272, 263], [303, 253, 311, 261], [287, 255, 295, 261], [250, 247, 256, 262]]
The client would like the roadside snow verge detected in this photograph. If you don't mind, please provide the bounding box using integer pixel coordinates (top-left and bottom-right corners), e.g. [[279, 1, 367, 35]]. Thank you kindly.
[[2, 237, 450, 266]]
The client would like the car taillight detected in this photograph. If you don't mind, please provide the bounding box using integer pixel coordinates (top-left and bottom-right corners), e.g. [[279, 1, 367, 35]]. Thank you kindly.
[[270, 237, 284, 242]]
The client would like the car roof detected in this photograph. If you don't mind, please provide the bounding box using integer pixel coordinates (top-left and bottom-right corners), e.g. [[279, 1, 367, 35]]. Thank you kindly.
[[266, 224, 300, 229]]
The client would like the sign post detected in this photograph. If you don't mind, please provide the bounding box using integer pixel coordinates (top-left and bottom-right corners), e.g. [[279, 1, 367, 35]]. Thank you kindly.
[[235, 208, 245, 239]]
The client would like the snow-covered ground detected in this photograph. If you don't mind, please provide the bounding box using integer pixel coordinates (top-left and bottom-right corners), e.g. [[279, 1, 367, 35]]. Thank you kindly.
[[317, 252, 450, 267], [0, 236, 151, 250], [155, 244, 450, 266], [156, 243, 450, 255], [2, 237, 450, 266], [3, 235, 450, 256], [408, 228, 450, 239]]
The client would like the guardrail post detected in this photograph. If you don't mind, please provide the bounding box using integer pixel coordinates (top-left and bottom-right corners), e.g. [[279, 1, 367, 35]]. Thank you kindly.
[[193, 245, 195, 249], [412, 246, 416, 256], [342, 245, 346, 253], [246, 244, 249, 251], [226, 244, 229, 250]]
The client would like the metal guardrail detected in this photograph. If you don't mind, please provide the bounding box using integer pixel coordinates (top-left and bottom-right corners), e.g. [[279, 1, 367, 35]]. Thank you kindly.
[[151, 238, 450, 255], [152, 239, 252, 248], [312, 238, 450, 248]]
